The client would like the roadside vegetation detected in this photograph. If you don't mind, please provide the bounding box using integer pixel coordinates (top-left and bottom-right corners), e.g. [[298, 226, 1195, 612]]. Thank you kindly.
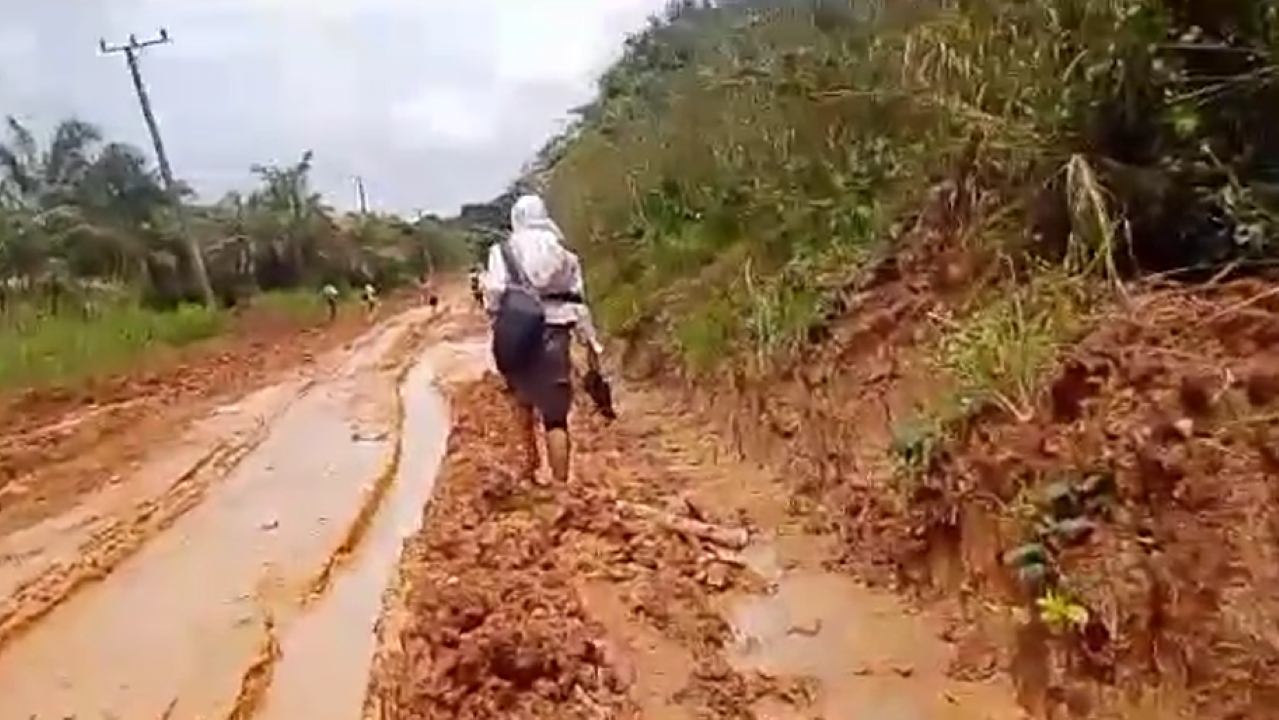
[[0, 116, 475, 392], [527, 0, 1274, 368]]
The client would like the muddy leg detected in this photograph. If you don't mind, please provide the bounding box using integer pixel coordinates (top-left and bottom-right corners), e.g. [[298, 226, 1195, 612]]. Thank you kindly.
[[546, 427, 571, 484], [541, 327, 575, 485], [510, 394, 541, 480]]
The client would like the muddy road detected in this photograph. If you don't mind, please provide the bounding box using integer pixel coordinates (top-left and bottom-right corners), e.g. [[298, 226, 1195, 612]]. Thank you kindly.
[[0, 297, 1027, 719], [0, 304, 475, 720]]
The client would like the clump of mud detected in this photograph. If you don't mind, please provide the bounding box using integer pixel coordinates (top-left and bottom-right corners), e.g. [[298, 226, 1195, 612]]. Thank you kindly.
[[366, 378, 628, 719], [366, 375, 789, 719]]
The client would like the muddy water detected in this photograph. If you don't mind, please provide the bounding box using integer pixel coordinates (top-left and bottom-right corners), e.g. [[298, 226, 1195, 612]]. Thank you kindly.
[[257, 352, 454, 720], [727, 542, 1026, 720], [0, 312, 453, 720], [0, 378, 309, 602]]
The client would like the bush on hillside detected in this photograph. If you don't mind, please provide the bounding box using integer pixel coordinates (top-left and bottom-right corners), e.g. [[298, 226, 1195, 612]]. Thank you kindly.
[[540, 0, 1279, 370]]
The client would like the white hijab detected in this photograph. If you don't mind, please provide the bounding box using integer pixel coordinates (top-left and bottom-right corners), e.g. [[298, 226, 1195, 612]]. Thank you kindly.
[[503, 194, 572, 289], [510, 194, 567, 245]]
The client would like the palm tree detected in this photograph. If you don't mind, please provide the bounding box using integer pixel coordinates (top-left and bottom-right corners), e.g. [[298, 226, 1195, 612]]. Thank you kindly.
[[0, 116, 103, 211], [0, 117, 171, 290], [246, 150, 343, 286]]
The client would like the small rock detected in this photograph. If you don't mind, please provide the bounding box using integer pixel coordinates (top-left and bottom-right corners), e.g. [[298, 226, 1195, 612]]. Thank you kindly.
[[1041, 481, 1080, 520], [1173, 418, 1195, 439], [0, 480, 31, 498], [891, 664, 915, 678], [260, 518, 279, 531], [1078, 471, 1116, 501], [787, 618, 822, 636], [1003, 542, 1047, 569], [702, 562, 731, 590], [1052, 517, 1097, 546]]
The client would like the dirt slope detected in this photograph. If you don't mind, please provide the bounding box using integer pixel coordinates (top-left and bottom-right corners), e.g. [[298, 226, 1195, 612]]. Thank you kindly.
[[642, 255, 1279, 718]]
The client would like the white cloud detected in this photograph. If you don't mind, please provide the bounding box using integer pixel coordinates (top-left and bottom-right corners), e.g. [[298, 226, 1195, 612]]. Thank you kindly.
[[389, 87, 505, 149], [0, 0, 669, 213]]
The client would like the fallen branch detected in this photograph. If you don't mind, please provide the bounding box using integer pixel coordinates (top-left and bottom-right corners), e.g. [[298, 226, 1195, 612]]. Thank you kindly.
[[617, 500, 750, 550]]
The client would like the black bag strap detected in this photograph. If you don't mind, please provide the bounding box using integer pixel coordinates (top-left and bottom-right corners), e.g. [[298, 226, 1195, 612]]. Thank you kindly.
[[497, 240, 532, 289]]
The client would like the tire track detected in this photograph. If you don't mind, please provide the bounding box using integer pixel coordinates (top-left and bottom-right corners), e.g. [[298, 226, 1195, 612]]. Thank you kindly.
[[0, 310, 431, 655], [219, 315, 437, 720], [0, 394, 290, 653]]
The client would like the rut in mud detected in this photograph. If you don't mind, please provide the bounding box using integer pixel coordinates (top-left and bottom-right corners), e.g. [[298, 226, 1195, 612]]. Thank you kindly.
[[5, 273, 1272, 719], [0, 305, 458, 720]]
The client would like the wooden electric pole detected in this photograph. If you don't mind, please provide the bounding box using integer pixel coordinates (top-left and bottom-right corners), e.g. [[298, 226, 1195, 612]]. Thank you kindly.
[[100, 29, 216, 307], [354, 176, 369, 214]]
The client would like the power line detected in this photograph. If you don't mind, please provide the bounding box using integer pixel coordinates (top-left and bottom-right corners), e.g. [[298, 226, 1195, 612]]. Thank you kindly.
[[100, 29, 216, 307]]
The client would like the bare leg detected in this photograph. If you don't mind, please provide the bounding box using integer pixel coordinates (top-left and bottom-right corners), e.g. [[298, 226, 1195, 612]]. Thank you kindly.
[[512, 399, 540, 480], [545, 427, 570, 484]]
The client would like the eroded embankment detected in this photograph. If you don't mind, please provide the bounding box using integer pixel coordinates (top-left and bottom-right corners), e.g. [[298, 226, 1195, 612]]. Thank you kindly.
[[364, 375, 821, 720], [899, 279, 1279, 719], [636, 259, 1279, 718]]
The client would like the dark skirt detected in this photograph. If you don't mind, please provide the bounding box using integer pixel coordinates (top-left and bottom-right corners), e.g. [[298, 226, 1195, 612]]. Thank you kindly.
[[499, 323, 573, 426]]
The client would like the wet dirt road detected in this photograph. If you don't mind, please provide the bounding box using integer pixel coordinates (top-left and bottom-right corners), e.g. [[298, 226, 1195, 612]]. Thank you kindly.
[[0, 307, 461, 720], [0, 297, 1028, 720]]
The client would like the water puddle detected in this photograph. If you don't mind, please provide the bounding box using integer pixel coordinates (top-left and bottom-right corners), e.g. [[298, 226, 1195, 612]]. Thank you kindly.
[[726, 541, 1024, 720]]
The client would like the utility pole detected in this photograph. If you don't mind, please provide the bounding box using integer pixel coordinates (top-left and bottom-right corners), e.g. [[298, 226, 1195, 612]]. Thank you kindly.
[[354, 176, 369, 215], [100, 30, 216, 307]]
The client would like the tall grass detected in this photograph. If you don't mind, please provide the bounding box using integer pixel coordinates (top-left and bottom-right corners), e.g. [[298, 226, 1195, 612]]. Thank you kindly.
[[0, 287, 342, 392], [0, 301, 225, 391], [544, 0, 1279, 371]]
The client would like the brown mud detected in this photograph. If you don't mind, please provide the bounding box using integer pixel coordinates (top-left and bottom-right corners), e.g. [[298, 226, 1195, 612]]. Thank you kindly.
[[0, 295, 452, 720], [366, 323, 1027, 720], [4, 256, 1274, 719], [636, 238, 1279, 719], [0, 296, 415, 538]]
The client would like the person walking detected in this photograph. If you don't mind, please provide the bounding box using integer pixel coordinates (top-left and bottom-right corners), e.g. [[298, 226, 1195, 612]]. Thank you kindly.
[[360, 282, 379, 317], [483, 194, 604, 485], [468, 266, 485, 309], [321, 283, 340, 323]]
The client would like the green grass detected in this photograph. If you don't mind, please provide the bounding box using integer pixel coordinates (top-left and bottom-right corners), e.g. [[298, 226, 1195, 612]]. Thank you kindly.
[[929, 271, 1085, 422], [0, 301, 226, 392], [0, 287, 342, 393], [251, 288, 333, 323], [539, 0, 1278, 379]]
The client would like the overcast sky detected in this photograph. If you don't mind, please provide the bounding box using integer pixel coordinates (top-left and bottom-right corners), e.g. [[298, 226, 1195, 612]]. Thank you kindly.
[[0, 0, 664, 215]]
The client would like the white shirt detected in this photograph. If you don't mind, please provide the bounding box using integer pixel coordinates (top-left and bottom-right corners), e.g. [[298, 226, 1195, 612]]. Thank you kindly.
[[482, 231, 602, 353]]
